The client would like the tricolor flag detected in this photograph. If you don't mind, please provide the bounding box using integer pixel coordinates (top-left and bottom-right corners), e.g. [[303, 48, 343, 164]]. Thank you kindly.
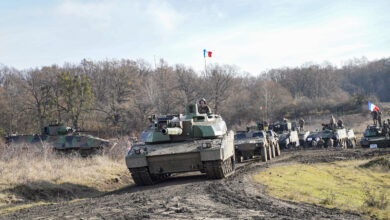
[[203, 49, 212, 58], [368, 102, 379, 112]]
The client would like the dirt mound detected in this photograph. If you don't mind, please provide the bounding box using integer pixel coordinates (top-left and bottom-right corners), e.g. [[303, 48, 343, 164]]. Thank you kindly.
[[4, 181, 101, 203], [360, 157, 390, 171]]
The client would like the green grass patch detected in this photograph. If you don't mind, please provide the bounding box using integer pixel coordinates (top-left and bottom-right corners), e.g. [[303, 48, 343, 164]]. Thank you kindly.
[[253, 157, 390, 219]]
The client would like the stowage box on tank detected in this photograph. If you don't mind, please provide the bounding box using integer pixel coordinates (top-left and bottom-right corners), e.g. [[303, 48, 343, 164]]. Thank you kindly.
[[125, 103, 235, 185]]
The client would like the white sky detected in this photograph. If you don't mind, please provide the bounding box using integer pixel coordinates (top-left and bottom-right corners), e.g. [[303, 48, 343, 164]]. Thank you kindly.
[[1, 0, 389, 74]]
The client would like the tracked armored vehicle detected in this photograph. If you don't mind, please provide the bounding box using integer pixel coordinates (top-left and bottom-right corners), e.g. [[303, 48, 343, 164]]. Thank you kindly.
[[360, 125, 390, 148], [269, 120, 299, 149], [125, 103, 235, 185], [5, 123, 114, 156]]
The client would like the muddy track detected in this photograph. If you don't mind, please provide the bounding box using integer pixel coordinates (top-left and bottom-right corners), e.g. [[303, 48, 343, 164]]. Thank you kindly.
[[2, 148, 390, 219]]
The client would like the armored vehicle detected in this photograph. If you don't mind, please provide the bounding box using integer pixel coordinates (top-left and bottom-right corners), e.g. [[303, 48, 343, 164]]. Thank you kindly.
[[305, 124, 356, 149], [125, 103, 235, 185], [234, 129, 270, 163], [269, 120, 299, 149], [298, 130, 311, 147], [5, 123, 114, 156], [360, 125, 390, 148], [234, 122, 281, 163]]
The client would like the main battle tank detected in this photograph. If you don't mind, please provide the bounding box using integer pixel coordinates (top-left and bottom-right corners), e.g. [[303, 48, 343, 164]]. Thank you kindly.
[[5, 123, 114, 156], [360, 125, 390, 148], [125, 103, 235, 185], [269, 120, 299, 149]]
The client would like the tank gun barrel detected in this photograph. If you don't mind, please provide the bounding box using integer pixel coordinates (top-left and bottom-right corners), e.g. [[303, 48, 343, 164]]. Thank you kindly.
[[161, 127, 183, 135]]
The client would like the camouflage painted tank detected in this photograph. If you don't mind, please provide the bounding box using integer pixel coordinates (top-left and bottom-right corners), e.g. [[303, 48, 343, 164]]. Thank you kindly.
[[269, 120, 299, 149], [125, 103, 235, 185], [360, 125, 390, 148], [5, 123, 114, 156]]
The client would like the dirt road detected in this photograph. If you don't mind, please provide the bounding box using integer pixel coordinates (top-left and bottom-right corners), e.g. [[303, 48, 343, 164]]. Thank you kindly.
[[2, 148, 389, 219]]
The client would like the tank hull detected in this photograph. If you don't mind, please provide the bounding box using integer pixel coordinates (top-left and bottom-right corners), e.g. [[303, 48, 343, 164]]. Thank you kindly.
[[126, 130, 235, 177], [361, 136, 390, 148]]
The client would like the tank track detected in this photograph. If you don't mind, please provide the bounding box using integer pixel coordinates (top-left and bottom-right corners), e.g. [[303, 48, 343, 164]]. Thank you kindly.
[[204, 157, 235, 179], [129, 167, 168, 186]]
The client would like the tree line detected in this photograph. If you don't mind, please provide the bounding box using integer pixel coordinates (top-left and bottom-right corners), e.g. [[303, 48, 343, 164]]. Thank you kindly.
[[0, 57, 388, 137]]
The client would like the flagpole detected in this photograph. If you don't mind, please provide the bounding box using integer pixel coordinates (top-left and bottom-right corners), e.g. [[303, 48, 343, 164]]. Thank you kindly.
[[204, 56, 207, 74]]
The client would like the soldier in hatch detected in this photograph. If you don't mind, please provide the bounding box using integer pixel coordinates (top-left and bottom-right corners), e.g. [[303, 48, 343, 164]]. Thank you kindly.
[[330, 115, 337, 130], [371, 110, 378, 126], [337, 119, 344, 128], [299, 119, 305, 131], [198, 98, 212, 114], [382, 120, 389, 139], [378, 111, 382, 127]]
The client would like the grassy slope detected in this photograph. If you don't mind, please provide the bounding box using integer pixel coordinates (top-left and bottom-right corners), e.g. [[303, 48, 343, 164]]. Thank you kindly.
[[0, 143, 132, 214], [253, 157, 390, 219]]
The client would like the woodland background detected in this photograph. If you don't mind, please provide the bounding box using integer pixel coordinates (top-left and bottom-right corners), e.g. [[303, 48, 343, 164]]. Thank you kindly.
[[0, 57, 389, 137]]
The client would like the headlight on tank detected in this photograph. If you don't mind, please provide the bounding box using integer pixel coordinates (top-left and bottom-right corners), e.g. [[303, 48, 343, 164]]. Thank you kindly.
[[315, 137, 320, 142], [307, 137, 312, 141]]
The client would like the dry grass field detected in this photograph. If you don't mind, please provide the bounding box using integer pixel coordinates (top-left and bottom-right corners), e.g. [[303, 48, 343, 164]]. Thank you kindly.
[[0, 140, 132, 214], [254, 156, 390, 219]]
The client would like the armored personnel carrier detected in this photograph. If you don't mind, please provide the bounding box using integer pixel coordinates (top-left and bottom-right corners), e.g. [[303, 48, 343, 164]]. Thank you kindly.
[[305, 122, 356, 149], [125, 103, 235, 185], [360, 125, 390, 148], [234, 129, 270, 163], [234, 122, 281, 163], [5, 122, 114, 156], [269, 120, 299, 149]]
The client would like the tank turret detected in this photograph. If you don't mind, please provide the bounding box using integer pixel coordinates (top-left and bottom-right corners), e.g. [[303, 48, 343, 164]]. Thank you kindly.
[[140, 103, 227, 144]]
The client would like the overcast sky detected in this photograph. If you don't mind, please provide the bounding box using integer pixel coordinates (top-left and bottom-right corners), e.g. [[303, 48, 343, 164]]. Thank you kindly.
[[1, 0, 389, 74]]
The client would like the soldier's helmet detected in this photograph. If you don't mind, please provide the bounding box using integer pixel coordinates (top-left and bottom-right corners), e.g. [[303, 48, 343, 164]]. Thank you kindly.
[[199, 98, 207, 104]]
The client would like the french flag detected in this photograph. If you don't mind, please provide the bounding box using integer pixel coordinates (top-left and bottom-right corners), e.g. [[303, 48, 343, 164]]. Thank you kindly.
[[203, 49, 212, 58], [368, 102, 379, 112]]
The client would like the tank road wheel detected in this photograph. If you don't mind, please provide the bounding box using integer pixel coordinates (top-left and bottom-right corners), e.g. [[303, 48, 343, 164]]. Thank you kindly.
[[204, 157, 235, 179], [266, 145, 272, 160], [325, 139, 333, 148], [261, 146, 268, 162], [270, 143, 276, 158], [235, 152, 243, 163], [347, 139, 354, 149], [275, 143, 281, 156], [129, 167, 167, 186]]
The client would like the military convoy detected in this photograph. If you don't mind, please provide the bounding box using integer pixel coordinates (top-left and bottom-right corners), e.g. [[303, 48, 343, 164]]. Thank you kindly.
[[125, 103, 235, 185], [5, 123, 114, 156], [360, 125, 390, 148], [1, 98, 367, 187]]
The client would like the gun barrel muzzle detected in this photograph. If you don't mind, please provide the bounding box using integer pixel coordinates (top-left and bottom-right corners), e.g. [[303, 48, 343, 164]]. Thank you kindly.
[[161, 127, 183, 135]]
